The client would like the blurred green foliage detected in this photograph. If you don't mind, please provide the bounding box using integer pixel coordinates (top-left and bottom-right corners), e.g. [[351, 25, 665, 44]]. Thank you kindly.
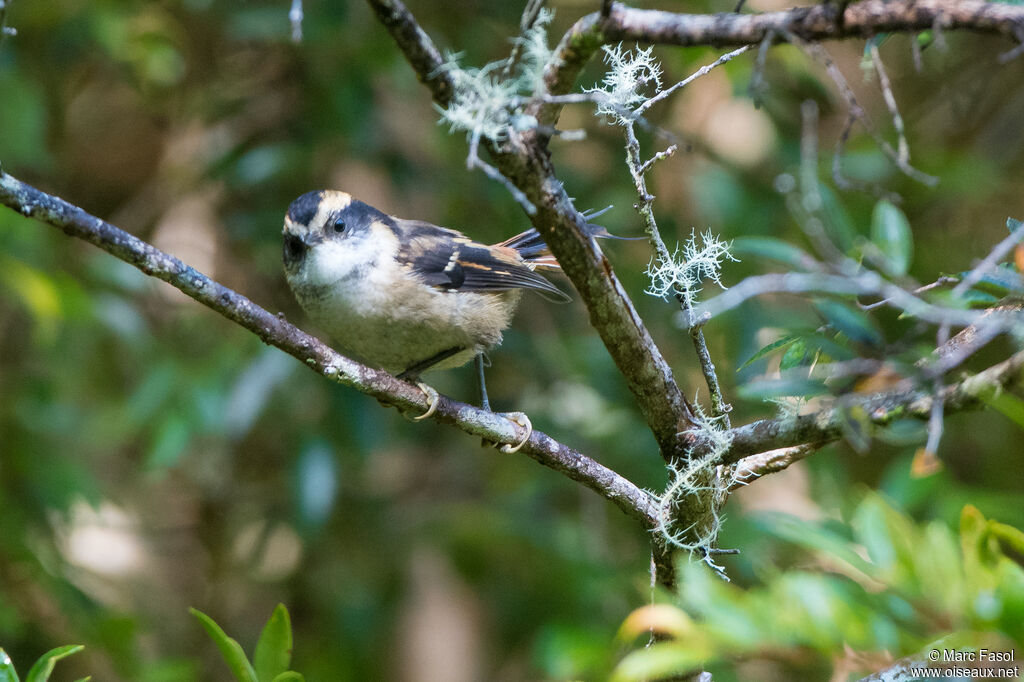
[[613, 497, 1024, 680], [1, 0, 1023, 680]]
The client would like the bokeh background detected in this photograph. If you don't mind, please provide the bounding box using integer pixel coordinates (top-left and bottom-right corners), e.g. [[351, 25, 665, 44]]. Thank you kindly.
[[1, 0, 1023, 680]]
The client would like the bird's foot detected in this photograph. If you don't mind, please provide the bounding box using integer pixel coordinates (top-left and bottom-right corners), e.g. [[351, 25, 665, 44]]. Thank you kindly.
[[497, 412, 532, 454], [411, 382, 439, 421]]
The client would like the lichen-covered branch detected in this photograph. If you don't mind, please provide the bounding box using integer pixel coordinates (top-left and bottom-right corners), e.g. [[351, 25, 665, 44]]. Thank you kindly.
[[0, 171, 660, 528], [536, 0, 1024, 126], [705, 348, 1024, 462]]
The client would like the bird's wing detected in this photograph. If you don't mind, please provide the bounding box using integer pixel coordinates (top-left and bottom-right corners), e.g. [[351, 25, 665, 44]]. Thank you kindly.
[[393, 219, 570, 302]]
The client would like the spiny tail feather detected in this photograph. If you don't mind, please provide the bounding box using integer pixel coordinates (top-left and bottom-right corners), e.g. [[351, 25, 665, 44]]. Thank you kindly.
[[496, 222, 628, 264]]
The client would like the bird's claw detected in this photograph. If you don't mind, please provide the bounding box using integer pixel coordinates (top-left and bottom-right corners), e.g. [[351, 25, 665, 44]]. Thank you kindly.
[[498, 412, 532, 454], [412, 382, 439, 421]]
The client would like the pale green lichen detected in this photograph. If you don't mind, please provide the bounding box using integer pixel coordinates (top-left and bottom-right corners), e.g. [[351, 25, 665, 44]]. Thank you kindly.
[[655, 400, 734, 573], [585, 43, 662, 124], [436, 9, 555, 144], [645, 229, 738, 306]]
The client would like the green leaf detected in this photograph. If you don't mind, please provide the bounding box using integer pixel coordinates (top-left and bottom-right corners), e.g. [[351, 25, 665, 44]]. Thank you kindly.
[[819, 184, 858, 252], [146, 415, 191, 469], [25, 645, 84, 682], [254, 604, 292, 682], [989, 520, 1024, 557], [0, 649, 20, 682], [814, 299, 884, 347], [853, 495, 915, 578], [738, 377, 828, 400], [760, 514, 878, 580], [982, 391, 1024, 430], [610, 642, 710, 682], [739, 333, 804, 370], [0, 72, 51, 168], [190, 608, 258, 682], [730, 237, 816, 270], [271, 673, 305, 682], [871, 200, 913, 276], [779, 337, 809, 371], [960, 290, 1001, 308], [0, 255, 64, 340], [957, 264, 1024, 298]]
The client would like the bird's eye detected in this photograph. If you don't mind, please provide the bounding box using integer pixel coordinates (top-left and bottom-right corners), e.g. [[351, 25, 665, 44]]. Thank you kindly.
[[333, 218, 346, 234]]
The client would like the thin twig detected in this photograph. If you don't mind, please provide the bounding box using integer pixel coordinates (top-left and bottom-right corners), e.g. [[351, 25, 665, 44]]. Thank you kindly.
[[923, 322, 951, 458], [638, 145, 677, 175], [833, 113, 869, 192], [634, 44, 752, 117], [510, 91, 678, 142], [798, 39, 939, 187], [0, 0, 15, 41], [467, 129, 537, 214], [703, 347, 1024, 462], [692, 271, 1024, 331], [608, 44, 756, 427], [911, 33, 925, 72], [729, 444, 817, 490], [860, 275, 957, 311], [869, 41, 909, 166], [288, 0, 304, 42], [800, 99, 823, 214], [951, 218, 1024, 297], [998, 38, 1024, 64], [928, 303, 1024, 374], [748, 30, 775, 107], [916, 224, 1024, 457], [932, 12, 949, 51], [503, 0, 548, 79], [797, 99, 855, 266], [623, 114, 732, 426]]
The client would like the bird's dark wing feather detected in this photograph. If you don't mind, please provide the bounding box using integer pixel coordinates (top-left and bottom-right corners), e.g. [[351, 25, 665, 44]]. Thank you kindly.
[[394, 219, 570, 302]]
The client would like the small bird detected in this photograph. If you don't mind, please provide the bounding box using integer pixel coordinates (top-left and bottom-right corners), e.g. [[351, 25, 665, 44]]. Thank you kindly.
[[282, 190, 578, 418]]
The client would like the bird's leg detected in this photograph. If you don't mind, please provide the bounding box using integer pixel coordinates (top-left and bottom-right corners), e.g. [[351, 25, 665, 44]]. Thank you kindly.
[[398, 346, 464, 421], [467, 353, 533, 452], [397, 346, 464, 381], [475, 353, 491, 412]]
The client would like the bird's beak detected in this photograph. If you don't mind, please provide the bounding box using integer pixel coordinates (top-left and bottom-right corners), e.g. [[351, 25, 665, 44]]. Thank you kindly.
[[283, 225, 322, 265]]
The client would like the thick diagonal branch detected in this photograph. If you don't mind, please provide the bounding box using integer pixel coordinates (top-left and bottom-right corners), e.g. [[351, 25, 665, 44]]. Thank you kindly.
[[365, 0, 454, 105], [0, 171, 660, 528]]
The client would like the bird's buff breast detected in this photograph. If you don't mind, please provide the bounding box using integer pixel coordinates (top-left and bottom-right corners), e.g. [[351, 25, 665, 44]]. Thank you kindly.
[[288, 249, 521, 375]]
